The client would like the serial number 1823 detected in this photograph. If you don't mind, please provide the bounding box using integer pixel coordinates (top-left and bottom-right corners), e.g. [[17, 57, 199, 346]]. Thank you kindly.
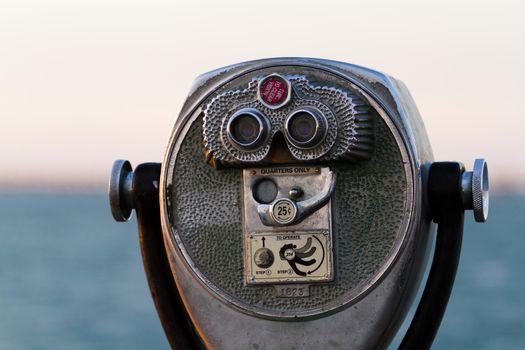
[[275, 285, 310, 298]]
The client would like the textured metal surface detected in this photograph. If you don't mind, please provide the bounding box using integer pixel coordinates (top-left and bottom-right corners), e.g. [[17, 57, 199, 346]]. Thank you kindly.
[[203, 75, 374, 165], [167, 112, 407, 317], [159, 58, 434, 349]]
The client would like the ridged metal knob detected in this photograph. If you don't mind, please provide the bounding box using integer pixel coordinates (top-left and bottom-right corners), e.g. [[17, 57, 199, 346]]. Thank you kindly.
[[461, 159, 489, 222], [108, 160, 134, 222]]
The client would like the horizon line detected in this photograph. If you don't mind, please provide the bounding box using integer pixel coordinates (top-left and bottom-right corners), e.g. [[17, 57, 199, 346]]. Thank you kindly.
[[1, 179, 524, 195]]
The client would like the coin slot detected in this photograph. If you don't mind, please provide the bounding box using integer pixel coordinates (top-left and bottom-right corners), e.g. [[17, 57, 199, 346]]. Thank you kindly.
[[252, 178, 278, 204]]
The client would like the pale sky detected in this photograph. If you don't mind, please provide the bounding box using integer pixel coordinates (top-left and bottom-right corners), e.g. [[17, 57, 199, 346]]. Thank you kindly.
[[1, 0, 524, 190]]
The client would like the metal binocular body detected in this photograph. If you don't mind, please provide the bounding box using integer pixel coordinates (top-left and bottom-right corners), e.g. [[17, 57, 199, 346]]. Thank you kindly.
[[109, 58, 489, 350]]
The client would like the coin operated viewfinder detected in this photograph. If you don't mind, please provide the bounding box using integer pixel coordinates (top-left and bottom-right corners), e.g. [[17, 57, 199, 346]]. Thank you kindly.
[[108, 58, 489, 350]]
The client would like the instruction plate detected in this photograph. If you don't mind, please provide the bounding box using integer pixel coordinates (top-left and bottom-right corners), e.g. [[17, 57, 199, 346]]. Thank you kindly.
[[245, 231, 333, 284]]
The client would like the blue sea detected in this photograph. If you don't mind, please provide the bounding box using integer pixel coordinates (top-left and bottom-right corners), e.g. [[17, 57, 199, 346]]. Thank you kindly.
[[0, 193, 523, 349]]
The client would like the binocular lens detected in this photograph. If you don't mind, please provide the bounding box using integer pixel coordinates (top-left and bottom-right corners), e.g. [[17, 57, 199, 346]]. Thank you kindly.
[[289, 112, 317, 143], [227, 109, 270, 150], [285, 108, 327, 149], [232, 115, 260, 144]]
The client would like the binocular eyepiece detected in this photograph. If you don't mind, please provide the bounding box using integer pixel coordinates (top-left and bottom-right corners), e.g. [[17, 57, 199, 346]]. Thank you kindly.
[[226, 108, 270, 150], [109, 58, 489, 350], [226, 106, 329, 153]]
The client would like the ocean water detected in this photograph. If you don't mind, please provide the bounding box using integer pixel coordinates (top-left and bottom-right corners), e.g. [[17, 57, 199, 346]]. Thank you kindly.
[[0, 193, 523, 349]]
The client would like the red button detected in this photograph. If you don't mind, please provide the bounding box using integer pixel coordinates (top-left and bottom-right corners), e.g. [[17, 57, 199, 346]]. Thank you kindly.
[[259, 75, 289, 106]]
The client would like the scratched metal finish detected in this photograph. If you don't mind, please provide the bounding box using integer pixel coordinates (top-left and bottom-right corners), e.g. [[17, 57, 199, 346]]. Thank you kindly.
[[167, 112, 407, 314], [203, 75, 373, 164]]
